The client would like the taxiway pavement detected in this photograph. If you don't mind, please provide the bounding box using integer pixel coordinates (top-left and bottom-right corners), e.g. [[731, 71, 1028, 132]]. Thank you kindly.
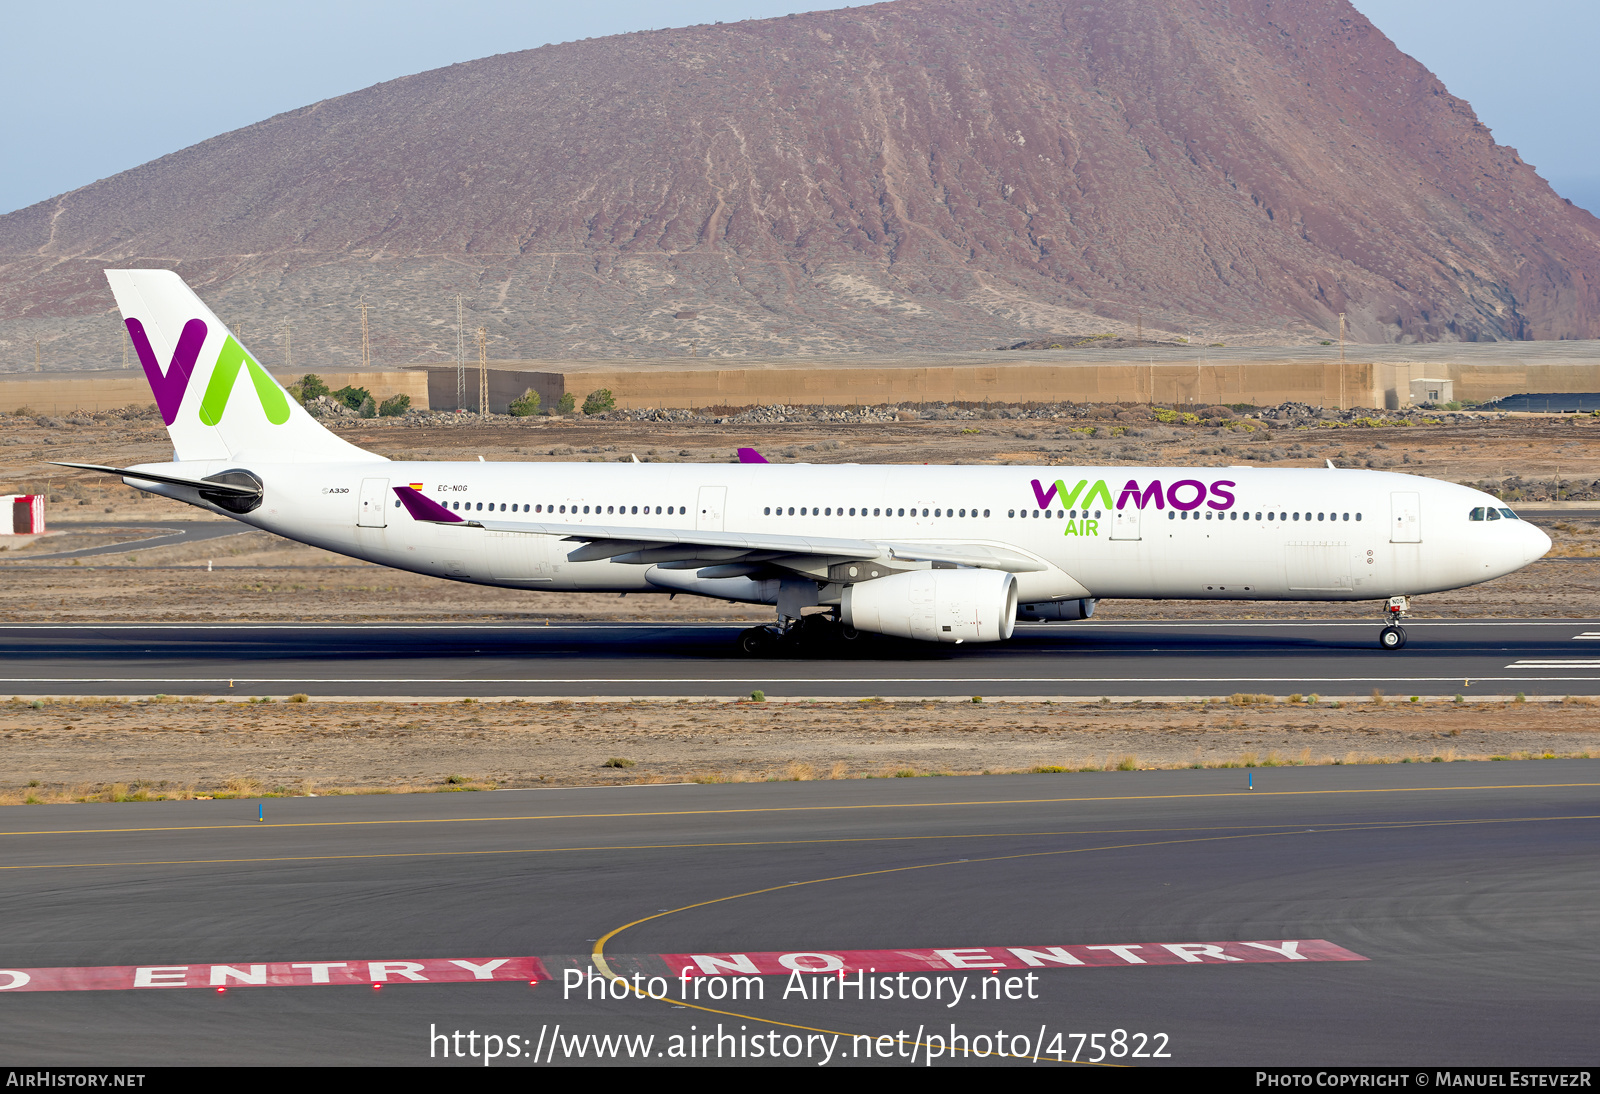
[[13, 520, 247, 560], [0, 761, 1592, 1065]]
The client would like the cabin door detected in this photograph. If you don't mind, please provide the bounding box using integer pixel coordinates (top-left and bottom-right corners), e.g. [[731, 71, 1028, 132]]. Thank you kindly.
[[696, 486, 727, 531], [1110, 506, 1141, 540], [357, 478, 389, 528], [1390, 492, 1421, 542]]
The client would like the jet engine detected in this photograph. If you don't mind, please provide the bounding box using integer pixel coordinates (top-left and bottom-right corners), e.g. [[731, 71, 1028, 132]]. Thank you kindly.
[[841, 568, 1018, 643]]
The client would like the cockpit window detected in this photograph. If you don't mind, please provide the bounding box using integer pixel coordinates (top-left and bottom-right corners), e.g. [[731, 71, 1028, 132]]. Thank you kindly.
[[1469, 507, 1486, 521], [1487, 508, 1501, 521], [1499, 508, 1518, 520]]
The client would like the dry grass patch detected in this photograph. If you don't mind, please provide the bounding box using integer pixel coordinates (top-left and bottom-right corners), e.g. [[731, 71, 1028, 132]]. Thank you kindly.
[[1228, 693, 1275, 706]]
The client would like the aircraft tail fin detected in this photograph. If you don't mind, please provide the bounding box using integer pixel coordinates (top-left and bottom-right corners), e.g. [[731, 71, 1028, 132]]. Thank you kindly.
[[105, 269, 381, 464]]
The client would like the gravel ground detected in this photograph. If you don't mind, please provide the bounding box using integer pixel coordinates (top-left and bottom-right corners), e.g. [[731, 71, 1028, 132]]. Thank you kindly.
[[1, 695, 1594, 803]]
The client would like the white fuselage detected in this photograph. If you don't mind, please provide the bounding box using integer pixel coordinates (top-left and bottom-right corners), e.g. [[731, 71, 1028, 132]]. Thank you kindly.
[[144, 460, 1549, 607]]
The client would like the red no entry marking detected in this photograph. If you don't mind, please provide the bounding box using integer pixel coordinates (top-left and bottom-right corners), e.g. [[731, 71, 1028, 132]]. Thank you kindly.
[[662, 939, 1365, 976], [0, 957, 548, 993], [0, 939, 1362, 993]]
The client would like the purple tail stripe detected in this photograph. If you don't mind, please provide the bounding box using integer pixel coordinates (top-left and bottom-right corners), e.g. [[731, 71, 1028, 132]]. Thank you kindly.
[[126, 317, 208, 426], [393, 486, 464, 523], [737, 447, 769, 464]]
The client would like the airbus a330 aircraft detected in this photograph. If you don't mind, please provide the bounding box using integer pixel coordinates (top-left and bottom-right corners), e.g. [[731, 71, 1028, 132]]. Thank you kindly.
[[63, 270, 1549, 654]]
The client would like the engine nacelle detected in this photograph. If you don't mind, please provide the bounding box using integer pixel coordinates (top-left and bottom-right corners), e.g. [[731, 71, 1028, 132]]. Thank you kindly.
[[1017, 597, 1096, 622], [842, 569, 1018, 643]]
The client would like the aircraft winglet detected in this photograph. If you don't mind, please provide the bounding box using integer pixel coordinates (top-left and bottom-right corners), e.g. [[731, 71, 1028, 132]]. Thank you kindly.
[[737, 447, 769, 464], [393, 486, 464, 523]]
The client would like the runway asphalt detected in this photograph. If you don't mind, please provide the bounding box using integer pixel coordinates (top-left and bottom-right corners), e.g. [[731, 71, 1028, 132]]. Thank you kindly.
[[0, 761, 1592, 1066], [6, 618, 1600, 699]]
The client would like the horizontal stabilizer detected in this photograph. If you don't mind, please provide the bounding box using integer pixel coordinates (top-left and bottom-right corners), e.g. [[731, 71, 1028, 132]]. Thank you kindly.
[[50, 461, 260, 497]]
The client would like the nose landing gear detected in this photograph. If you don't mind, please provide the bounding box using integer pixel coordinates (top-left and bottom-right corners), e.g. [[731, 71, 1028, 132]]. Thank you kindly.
[[1378, 596, 1411, 651]]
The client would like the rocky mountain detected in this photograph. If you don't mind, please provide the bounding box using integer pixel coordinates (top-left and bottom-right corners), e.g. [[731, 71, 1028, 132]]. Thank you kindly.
[[5, 0, 1600, 371]]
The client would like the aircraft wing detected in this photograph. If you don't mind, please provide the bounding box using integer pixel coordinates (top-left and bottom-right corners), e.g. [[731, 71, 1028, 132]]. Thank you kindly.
[[394, 487, 1045, 575]]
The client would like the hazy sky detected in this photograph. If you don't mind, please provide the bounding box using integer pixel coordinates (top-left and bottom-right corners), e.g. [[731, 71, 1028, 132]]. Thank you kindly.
[[2, 1, 1596, 216]]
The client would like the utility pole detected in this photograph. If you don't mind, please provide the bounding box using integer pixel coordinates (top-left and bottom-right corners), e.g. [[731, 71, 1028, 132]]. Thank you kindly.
[[122, 331, 129, 370], [1338, 312, 1347, 410], [34, 340, 41, 372], [282, 321, 291, 373], [456, 295, 466, 413], [1136, 309, 1143, 345], [477, 327, 489, 418], [359, 297, 371, 371]]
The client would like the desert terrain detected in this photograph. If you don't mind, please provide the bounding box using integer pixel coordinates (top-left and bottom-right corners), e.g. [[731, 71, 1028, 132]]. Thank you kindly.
[[10, 0, 1600, 370]]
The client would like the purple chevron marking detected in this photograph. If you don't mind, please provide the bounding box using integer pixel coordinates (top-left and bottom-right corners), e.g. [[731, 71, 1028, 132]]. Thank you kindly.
[[126, 317, 208, 425], [1030, 479, 1059, 508], [393, 486, 464, 523], [737, 447, 769, 464]]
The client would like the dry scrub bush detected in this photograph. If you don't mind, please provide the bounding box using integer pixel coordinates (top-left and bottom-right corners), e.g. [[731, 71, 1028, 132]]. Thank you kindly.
[[1228, 694, 1275, 706]]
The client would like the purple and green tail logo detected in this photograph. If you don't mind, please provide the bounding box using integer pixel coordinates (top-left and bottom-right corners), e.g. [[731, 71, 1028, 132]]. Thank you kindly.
[[126, 318, 205, 425], [126, 317, 291, 427]]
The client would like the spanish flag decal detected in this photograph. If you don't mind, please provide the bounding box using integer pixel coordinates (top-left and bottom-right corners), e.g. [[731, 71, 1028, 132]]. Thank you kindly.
[[409, 483, 424, 490]]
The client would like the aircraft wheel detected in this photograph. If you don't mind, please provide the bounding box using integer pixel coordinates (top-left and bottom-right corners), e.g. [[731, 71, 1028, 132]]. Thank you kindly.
[[1378, 625, 1407, 651], [738, 627, 776, 656], [839, 625, 861, 641]]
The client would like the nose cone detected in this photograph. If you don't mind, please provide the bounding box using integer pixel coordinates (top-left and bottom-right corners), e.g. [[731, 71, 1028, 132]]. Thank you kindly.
[[1521, 521, 1553, 564]]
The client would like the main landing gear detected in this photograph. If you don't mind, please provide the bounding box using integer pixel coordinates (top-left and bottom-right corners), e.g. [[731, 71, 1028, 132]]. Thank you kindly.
[[1377, 596, 1411, 651], [738, 614, 859, 656]]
